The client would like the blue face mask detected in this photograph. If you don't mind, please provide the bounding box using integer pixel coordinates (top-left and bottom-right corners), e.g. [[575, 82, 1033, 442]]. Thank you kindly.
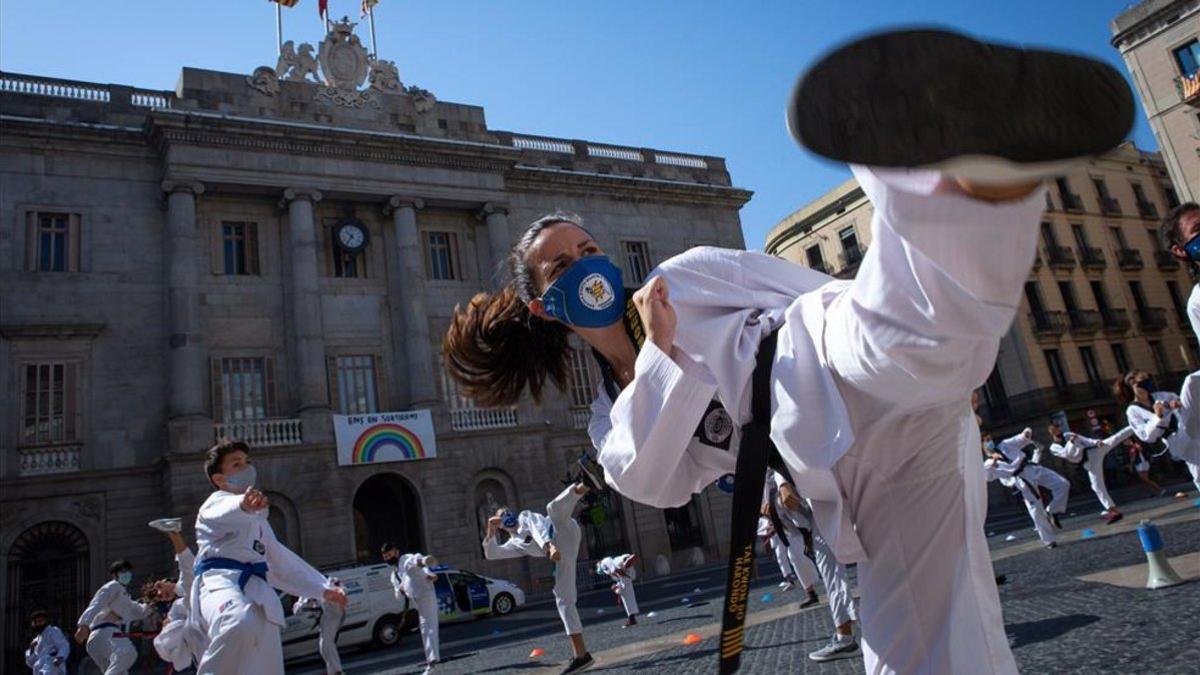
[[1183, 233, 1200, 262], [500, 511, 518, 530], [540, 256, 625, 328], [223, 464, 257, 493], [117, 571, 133, 586], [984, 440, 996, 451]]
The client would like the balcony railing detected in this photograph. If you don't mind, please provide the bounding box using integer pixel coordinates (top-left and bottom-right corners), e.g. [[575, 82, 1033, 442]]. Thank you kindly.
[[1115, 248, 1143, 271], [450, 407, 518, 432], [1137, 200, 1159, 219], [1137, 307, 1168, 332], [571, 408, 591, 431], [1176, 73, 1200, 106], [18, 444, 82, 476], [1100, 197, 1122, 216], [1154, 250, 1180, 270], [1045, 245, 1076, 269], [1067, 309, 1102, 335], [1100, 308, 1131, 333], [214, 418, 302, 447], [1029, 310, 1068, 338], [1060, 193, 1084, 212], [1079, 247, 1107, 270]]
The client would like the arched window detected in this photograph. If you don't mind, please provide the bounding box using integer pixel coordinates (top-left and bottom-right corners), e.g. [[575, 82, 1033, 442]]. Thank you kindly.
[[474, 477, 510, 542], [353, 473, 423, 563], [5, 521, 89, 672]]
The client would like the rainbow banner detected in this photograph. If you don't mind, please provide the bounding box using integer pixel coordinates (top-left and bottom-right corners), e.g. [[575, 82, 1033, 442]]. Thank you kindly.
[[333, 410, 437, 466]]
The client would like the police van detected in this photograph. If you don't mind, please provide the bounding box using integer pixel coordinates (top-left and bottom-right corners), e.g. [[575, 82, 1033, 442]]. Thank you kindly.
[[428, 565, 526, 621]]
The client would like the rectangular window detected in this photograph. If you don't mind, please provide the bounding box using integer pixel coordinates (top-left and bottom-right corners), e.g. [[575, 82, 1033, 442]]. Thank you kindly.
[[1057, 281, 1078, 312], [1128, 280, 1149, 311], [1079, 346, 1102, 386], [1164, 186, 1180, 209], [567, 348, 598, 408], [1044, 349, 1069, 392], [1148, 340, 1170, 375], [1040, 222, 1059, 247], [20, 362, 80, 445], [425, 231, 459, 281], [212, 357, 274, 423], [332, 355, 379, 414], [1109, 225, 1128, 249], [664, 497, 705, 551], [1173, 39, 1200, 77], [1111, 343, 1131, 373], [1147, 228, 1162, 251], [1166, 280, 1188, 323], [1090, 281, 1111, 312], [221, 222, 261, 276], [1092, 177, 1111, 199], [620, 240, 652, 285], [25, 212, 80, 272], [1024, 281, 1047, 315], [805, 245, 825, 271], [1070, 224, 1089, 250], [1132, 182, 1148, 204]]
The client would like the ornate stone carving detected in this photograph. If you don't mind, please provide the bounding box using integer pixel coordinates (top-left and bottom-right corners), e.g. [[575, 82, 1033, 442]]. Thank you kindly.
[[246, 66, 280, 97], [315, 86, 380, 109], [275, 41, 320, 83], [406, 85, 437, 114], [368, 57, 402, 94]]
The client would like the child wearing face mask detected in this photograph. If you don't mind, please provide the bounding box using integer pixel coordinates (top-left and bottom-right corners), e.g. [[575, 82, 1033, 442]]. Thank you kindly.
[[25, 610, 70, 675], [75, 559, 152, 675], [139, 518, 205, 672], [381, 544, 439, 674], [189, 438, 348, 675], [1117, 371, 1200, 493]]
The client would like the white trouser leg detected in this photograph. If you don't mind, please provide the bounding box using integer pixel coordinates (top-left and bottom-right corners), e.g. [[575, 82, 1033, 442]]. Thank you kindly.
[[1186, 461, 1200, 493], [86, 628, 137, 675], [197, 584, 283, 675], [778, 520, 820, 589], [1028, 465, 1070, 515], [811, 526, 857, 627], [1016, 480, 1057, 545], [1085, 447, 1117, 512], [318, 605, 345, 674], [615, 579, 639, 616], [549, 513, 583, 635], [414, 593, 440, 663], [769, 536, 793, 580]]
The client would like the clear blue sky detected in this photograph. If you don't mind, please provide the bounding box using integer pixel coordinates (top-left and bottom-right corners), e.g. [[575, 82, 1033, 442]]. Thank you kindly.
[[1, 0, 1154, 248]]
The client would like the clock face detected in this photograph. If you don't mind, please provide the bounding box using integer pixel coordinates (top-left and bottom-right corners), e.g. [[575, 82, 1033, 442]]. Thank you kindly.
[[336, 221, 368, 252]]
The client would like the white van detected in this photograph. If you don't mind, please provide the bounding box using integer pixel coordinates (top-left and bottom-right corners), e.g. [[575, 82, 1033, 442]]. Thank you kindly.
[[280, 562, 418, 663]]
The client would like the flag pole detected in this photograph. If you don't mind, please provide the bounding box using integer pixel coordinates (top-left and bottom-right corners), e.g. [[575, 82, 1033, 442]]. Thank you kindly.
[[276, 2, 283, 56], [369, 6, 378, 56]]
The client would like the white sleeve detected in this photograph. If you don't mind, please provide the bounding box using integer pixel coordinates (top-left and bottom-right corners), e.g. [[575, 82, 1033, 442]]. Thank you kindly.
[[153, 620, 191, 670], [1127, 405, 1171, 443], [997, 433, 1027, 463], [109, 588, 152, 622], [389, 569, 405, 601], [482, 534, 528, 561], [1048, 443, 1068, 460], [593, 341, 720, 508], [263, 526, 331, 600], [199, 491, 256, 528], [78, 584, 115, 627], [822, 166, 1046, 411], [1188, 285, 1200, 344], [47, 626, 69, 662], [176, 548, 196, 597]]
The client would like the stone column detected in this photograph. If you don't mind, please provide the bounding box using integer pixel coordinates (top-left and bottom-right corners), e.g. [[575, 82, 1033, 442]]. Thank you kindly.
[[479, 202, 512, 285], [386, 197, 438, 408], [162, 180, 211, 453], [281, 188, 331, 441]]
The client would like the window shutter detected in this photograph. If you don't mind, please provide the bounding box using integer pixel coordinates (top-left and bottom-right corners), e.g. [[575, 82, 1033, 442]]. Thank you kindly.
[[25, 212, 37, 271], [211, 222, 224, 275], [264, 357, 276, 416], [64, 362, 79, 440], [68, 213, 82, 272], [247, 223, 261, 276], [327, 355, 341, 414], [211, 358, 224, 422]]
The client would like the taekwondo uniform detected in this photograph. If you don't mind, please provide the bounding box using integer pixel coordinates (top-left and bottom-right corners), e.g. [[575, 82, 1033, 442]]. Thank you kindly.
[[996, 432, 1070, 517], [483, 484, 585, 636], [390, 553, 439, 667], [153, 547, 204, 671], [189, 490, 336, 675], [591, 166, 1045, 674], [596, 554, 640, 618], [757, 517, 820, 591], [1188, 284, 1200, 344], [1126, 386, 1200, 492], [984, 458, 1056, 546], [77, 579, 152, 675], [1048, 428, 1135, 513], [293, 590, 345, 675], [25, 624, 70, 675]]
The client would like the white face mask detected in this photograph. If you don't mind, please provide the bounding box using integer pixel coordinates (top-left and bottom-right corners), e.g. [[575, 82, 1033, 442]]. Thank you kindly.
[[223, 464, 257, 493]]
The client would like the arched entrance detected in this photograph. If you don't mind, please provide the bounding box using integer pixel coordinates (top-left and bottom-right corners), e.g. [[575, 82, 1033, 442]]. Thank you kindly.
[[5, 521, 90, 672], [353, 473, 423, 563]]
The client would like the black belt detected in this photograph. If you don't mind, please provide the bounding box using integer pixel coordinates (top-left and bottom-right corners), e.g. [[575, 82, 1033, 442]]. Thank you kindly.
[[718, 329, 779, 675]]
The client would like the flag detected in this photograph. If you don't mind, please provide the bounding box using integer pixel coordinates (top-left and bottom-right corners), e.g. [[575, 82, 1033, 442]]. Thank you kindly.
[[270, 0, 299, 7], [318, 0, 328, 19], [361, 0, 378, 17]]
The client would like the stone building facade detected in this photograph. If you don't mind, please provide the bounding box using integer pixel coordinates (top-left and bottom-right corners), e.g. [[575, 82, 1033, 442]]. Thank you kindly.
[[765, 143, 1198, 505], [1111, 0, 1200, 203], [0, 21, 750, 668]]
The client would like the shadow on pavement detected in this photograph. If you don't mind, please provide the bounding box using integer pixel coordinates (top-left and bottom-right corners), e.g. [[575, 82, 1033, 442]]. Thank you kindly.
[[476, 661, 552, 672], [1006, 614, 1101, 648]]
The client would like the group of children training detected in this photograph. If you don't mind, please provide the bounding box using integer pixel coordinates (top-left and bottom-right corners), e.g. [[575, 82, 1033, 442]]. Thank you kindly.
[[24, 26, 1200, 675]]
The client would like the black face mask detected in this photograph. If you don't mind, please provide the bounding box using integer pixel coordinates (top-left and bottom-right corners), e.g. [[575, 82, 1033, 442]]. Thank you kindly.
[[156, 601, 174, 617], [385, 558, 398, 567]]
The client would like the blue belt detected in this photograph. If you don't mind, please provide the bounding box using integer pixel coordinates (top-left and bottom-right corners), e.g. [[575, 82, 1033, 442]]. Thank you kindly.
[[195, 557, 269, 592], [547, 523, 555, 541]]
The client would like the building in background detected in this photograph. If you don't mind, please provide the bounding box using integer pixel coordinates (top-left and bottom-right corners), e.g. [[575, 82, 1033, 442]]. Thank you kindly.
[[766, 143, 1198, 503], [1111, 0, 1200, 202], [0, 20, 750, 669]]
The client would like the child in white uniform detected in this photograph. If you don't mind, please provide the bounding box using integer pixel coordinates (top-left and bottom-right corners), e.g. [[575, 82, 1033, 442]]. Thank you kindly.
[[143, 518, 204, 672], [757, 514, 820, 604], [444, 28, 1133, 674], [293, 579, 347, 675], [483, 483, 592, 674], [1117, 371, 1200, 492], [75, 559, 152, 675], [383, 544, 440, 674], [189, 439, 347, 675], [25, 610, 70, 675], [1046, 423, 1134, 523], [596, 554, 640, 627], [983, 454, 1057, 547], [996, 429, 1071, 528]]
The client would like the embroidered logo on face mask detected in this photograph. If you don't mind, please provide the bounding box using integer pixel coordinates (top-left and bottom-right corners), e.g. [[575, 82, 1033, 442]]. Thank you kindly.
[[253, 540, 265, 555], [579, 273, 616, 311], [694, 400, 733, 450]]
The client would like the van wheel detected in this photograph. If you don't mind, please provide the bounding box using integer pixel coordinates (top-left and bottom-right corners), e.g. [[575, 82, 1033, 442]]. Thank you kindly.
[[373, 614, 403, 648], [492, 593, 515, 616]]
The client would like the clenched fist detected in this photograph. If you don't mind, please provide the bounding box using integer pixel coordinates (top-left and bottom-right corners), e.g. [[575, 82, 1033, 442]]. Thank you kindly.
[[632, 277, 676, 354]]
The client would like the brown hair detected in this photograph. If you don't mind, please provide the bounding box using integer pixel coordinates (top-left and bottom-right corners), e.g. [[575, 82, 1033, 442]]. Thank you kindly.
[[204, 438, 250, 487], [1112, 370, 1149, 406], [1160, 202, 1199, 279], [442, 212, 590, 407]]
